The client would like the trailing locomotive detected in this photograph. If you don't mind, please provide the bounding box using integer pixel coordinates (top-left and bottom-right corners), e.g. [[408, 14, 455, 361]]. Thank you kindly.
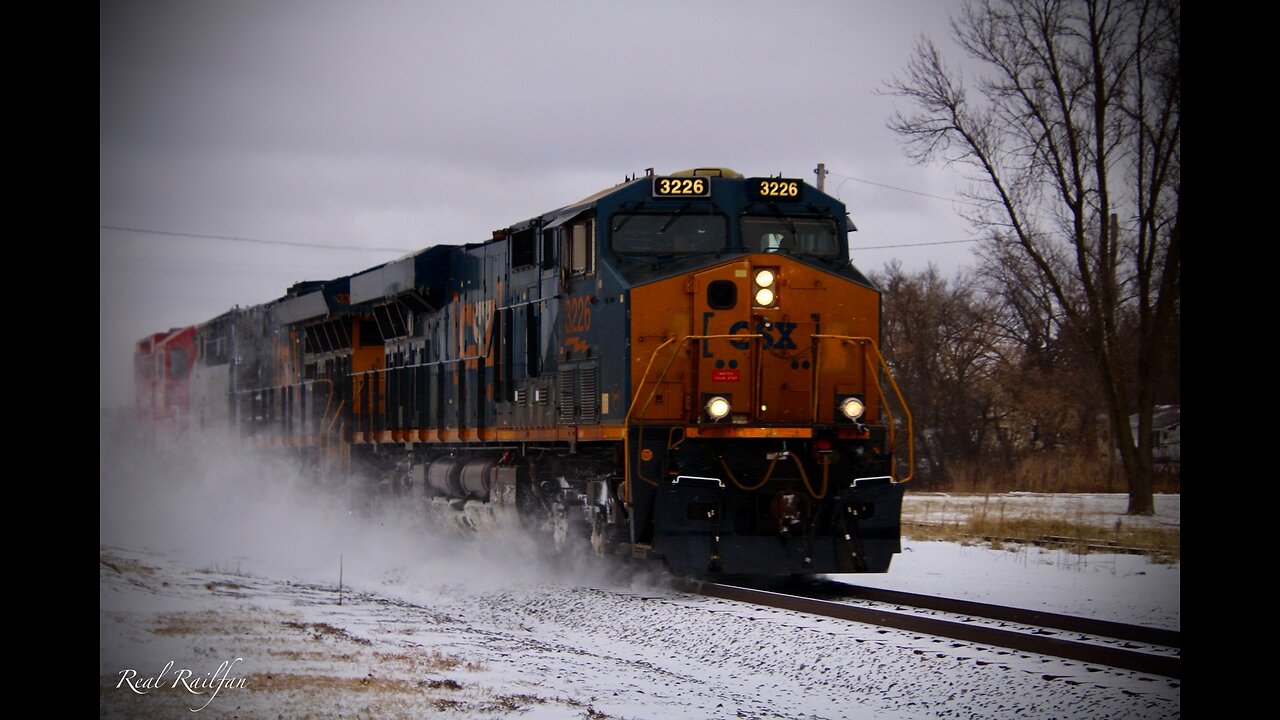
[[134, 326, 195, 443], [137, 167, 913, 576]]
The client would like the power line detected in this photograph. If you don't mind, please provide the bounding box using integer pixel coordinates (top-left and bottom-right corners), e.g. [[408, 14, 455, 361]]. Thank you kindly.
[[101, 256, 359, 273], [827, 171, 989, 208], [855, 238, 981, 250], [102, 221, 978, 257], [100, 263, 354, 280], [100, 224, 411, 253]]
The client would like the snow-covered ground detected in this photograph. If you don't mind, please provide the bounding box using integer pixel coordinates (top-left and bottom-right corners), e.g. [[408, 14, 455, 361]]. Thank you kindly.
[[100, 426, 1180, 718], [842, 539, 1179, 628], [901, 491, 1181, 533]]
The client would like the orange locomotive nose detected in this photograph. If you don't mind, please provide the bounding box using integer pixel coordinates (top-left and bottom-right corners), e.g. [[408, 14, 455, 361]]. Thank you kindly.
[[632, 253, 883, 431]]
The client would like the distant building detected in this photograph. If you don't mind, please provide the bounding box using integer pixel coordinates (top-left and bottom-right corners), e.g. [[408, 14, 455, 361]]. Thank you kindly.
[[1130, 405, 1180, 464]]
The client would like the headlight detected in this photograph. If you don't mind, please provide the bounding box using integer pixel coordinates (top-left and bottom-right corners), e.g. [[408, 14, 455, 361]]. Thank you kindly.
[[839, 396, 865, 421], [753, 267, 778, 308], [705, 395, 731, 421]]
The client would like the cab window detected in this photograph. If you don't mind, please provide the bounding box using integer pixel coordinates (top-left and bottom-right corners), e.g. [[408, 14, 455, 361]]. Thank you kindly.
[[741, 217, 840, 257], [610, 213, 727, 255], [565, 218, 595, 277]]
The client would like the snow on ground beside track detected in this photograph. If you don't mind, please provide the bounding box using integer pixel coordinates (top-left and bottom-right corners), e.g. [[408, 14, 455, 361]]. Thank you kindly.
[[832, 539, 1181, 631], [101, 539, 1181, 720], [901, 491, 1181, 531], [100, 425, 1180, 718]]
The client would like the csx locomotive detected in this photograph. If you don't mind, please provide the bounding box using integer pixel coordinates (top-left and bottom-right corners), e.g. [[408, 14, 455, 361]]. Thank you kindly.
[[134, 167, 913, 575]]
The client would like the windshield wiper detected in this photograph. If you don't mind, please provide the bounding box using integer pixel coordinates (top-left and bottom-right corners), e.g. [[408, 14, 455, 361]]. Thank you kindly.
[[611, 201, 647, 234], [658, 203, 691, 233]]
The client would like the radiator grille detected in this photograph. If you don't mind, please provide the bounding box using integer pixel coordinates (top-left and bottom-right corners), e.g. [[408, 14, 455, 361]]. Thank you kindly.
[[579, 366, 599, 423]]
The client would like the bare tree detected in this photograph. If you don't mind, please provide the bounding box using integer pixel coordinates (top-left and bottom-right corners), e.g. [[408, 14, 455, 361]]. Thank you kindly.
[[876, 263, 1003, 487], [885, 0, 1179, 514], [978, 237, 1105, 462]]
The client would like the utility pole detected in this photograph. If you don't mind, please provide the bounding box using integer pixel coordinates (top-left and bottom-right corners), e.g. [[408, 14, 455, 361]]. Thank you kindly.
[[814, 162, 827, 192]]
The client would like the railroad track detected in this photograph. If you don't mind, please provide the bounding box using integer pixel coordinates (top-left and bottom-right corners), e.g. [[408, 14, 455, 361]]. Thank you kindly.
[[674, 579, 1181, 680]]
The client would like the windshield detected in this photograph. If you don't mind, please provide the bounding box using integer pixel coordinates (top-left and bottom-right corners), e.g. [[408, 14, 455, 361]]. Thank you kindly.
[[741, 217, 841, 257], [611, 213, 727, 255]]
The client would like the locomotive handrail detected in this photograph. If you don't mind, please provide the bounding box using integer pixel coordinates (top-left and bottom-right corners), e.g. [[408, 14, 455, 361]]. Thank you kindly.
[[351, 372, 368, 438], [230, 377, 335, 395], [627, 334, 768, 425], [810, 335, 914, 484], [623, 333, 765, 504], [621, 334, 678, 503], [230, 378, 338, 444], [622, 332, 914, 504]]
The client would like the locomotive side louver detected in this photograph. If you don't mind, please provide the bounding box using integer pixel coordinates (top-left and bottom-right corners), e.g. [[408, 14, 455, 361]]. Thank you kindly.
[[580, 366, 599, 424], [558, 369, 577, 425]]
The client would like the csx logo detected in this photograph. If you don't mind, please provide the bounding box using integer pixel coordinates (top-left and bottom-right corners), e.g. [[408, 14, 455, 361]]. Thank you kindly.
[[728, 320, 798, 350]]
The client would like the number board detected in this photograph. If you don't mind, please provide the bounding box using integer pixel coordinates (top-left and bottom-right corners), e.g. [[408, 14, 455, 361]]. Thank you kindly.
[[748, 178, 803, 201], [653, 176, 711, 198]]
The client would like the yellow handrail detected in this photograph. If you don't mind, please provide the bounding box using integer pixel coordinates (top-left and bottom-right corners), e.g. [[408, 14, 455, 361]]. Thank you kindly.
[[621, 332, 914, 504], [811, 335, 914, 484], [622, 334, 763, 504]]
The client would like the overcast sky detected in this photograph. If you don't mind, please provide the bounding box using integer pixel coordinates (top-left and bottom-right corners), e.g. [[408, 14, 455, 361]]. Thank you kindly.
[[101, 0, 986, 409]]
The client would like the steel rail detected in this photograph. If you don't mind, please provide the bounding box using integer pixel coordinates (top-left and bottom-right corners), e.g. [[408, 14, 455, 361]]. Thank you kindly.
[[822, 582, 1180, 649], [675, 579, 1181, 679]]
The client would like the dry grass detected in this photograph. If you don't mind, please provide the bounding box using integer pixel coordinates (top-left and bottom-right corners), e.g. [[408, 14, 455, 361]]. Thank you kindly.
[[245, 671, 418, 694], [905, 518, 1180, 563], [266, 648, 352, 662], [420, 678, 463, 690], [153, 609, 285, 637], [103, 671, 499, 718], [903, 494, 1180, 562], [494, 693, 547, 709], [373, 648, 485, 673], [283, 620, 373, 645], [99, 553, 158, 577], [922, 455, 1181, 495], [212, 673, 545, 715], [901, 452, 1181, 562], [205, 579, 245, 592]]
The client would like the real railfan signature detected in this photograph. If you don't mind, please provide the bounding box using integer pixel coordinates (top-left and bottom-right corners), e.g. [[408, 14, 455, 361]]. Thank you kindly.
[[115, 658, 247, 712]]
